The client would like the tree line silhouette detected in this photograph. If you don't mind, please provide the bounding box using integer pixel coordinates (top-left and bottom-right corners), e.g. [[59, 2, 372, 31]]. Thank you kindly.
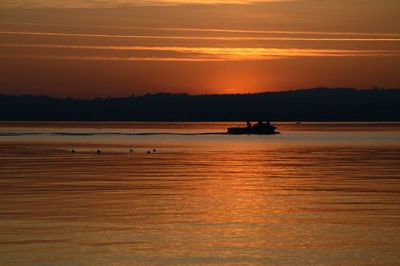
[[0, 88, 399, 121]]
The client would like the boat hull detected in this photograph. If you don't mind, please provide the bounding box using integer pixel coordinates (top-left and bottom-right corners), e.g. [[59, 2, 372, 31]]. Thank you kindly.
[[227, 127, 279, 135]]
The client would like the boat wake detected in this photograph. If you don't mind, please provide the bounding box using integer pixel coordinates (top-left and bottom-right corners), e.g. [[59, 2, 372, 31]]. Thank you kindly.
[[0, 132, 227, 137]]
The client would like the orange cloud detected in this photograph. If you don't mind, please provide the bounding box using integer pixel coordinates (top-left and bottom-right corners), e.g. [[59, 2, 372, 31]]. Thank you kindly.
[[1, 31, 400, 42]]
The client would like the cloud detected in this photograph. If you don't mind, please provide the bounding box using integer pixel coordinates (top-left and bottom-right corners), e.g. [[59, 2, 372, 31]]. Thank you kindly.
[[0, 0, 302, 8], [1, 31, 399, 42], [2, 22, 399, 38], [1, 43, 399, 61]]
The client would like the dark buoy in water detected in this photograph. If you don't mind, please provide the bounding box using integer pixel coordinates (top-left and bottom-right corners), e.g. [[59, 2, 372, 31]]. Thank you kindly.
[[71, 149, 75, 153], [147, 150, 151, 154], [97, 149, 101, 154], [153, 149, 157, 152], [130, 149, 133, 153]]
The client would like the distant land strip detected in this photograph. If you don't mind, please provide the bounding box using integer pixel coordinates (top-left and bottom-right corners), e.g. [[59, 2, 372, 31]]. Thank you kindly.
[[0, 88, 399, 121]]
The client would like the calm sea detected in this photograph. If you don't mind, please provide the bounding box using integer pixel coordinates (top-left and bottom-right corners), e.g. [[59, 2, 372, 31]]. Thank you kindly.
[[0, 122, 399, 265]]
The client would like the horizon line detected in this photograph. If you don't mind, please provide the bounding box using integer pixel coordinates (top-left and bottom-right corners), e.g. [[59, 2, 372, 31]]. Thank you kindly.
[[1, 87, 399, 100]]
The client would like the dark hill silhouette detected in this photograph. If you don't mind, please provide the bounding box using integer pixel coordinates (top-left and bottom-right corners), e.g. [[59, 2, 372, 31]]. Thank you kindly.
[[0, 88, 399, 121]]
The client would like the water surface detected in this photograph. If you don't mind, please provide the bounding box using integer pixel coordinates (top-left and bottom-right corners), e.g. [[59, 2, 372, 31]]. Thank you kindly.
[[0, 122, 400, 265]]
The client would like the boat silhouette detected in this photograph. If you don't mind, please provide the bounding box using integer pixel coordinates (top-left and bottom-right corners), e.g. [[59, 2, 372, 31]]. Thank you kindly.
[[227, 121, 279, 135]]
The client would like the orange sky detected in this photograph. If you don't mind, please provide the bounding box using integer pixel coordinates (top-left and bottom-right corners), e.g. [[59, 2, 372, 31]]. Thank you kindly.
[[0, 0, 399, 98]]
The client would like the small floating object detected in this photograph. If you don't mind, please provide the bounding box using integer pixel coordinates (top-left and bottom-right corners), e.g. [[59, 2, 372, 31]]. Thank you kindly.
[[153, 149, 157, 152], [147, 150, 151, 154], [71, 149, 75, 153], [97, 149, 101, 154], [130, 149, 133, 153]]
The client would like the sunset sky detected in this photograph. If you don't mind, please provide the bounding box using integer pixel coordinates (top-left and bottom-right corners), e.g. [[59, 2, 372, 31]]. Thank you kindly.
[[0, 0, 399, 98]]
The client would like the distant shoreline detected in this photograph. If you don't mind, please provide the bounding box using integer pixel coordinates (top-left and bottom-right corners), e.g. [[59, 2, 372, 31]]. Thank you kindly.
[[1, 88, 399, 122], [1, 121, 400, 124]]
